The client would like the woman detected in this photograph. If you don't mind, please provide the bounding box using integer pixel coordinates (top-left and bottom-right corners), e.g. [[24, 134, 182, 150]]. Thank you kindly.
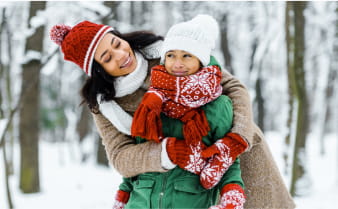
[[50, 20, 295, 209]]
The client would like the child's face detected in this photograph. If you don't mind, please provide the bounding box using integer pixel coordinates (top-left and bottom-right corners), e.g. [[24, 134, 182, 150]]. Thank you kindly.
[[164, 50, 201, 77]]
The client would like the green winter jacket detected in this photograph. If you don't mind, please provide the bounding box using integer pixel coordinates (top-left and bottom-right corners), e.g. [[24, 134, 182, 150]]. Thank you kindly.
[[119, 95, 244, 209]]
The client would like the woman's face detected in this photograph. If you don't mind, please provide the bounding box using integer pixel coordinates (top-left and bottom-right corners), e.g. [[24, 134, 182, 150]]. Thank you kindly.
[[94, 33, 137, 77], [164, 50, 201, 77]]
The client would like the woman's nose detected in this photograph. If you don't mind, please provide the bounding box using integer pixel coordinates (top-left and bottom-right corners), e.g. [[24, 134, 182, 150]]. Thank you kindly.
[[112, 48, 126, 61]]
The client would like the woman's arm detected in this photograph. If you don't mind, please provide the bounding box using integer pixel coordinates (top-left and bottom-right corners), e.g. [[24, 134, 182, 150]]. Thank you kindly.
[[92, 112, 167, 177], [220, 69, 255, 149]]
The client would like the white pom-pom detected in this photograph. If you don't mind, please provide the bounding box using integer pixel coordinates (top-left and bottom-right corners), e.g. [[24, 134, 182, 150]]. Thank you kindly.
[[190, 14, 219, 47], [49, 24, 72, 46]]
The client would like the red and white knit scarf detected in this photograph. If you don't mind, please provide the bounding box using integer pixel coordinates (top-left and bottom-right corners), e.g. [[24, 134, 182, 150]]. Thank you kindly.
[[131, 64, 222, 145]]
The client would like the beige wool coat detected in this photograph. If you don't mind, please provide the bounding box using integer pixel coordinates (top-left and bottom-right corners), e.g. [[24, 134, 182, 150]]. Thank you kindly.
[[92, 59, 296, 209]]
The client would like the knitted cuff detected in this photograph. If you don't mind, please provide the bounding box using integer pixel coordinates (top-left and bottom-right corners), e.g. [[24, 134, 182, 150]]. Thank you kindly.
[[227, 133, 249, 148], [220, 184, 245, 196], [115, 190, 130, 204], [166, 137, 188, 165], [166, 137, 178, 164], [221, 133, 249, 158]]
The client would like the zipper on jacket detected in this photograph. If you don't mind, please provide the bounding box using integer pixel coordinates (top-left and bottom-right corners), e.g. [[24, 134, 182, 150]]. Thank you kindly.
[[158, 172, 168, 209]]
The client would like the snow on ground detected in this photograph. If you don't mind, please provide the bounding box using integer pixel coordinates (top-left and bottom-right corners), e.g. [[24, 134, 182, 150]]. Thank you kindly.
[[1, 132, 337, 209], [1, 141, 122, 209], [265, 132, 338, 209]]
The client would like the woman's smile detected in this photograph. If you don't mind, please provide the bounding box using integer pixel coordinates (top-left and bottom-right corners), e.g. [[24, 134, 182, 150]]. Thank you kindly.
[[120, 55, 132, 68]]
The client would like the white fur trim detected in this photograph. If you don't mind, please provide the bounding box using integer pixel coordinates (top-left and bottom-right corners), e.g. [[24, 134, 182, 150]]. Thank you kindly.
[[161, 137, 177, 169]]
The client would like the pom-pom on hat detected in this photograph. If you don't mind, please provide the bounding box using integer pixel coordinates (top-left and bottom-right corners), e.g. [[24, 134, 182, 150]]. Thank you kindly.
[[160, 14, 220, 66], [50, 21, 114, 76]]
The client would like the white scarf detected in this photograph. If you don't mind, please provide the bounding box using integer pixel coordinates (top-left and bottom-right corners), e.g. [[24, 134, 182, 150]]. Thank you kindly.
[[98, 52, 148, 135]]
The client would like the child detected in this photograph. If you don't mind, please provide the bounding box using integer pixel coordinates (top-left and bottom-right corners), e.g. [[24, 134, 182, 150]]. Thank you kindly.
[[113, 15, 247, 209]]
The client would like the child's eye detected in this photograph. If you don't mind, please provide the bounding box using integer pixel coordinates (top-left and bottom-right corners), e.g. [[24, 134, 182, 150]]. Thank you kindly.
[[166, 53, 174, 58], [183, 54, 192, 58]]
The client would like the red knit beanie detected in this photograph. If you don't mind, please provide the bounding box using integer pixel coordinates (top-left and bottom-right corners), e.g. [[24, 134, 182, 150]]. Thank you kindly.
[[49, 21, 114, 76]]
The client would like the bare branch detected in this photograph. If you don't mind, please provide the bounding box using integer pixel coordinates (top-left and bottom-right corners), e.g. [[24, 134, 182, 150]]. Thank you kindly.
[[0, 100, 20, 148]]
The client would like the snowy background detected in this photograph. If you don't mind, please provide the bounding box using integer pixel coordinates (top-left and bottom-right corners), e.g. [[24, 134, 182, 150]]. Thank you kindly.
[[0, 1, 338, 209], [1, 131, 337, 209]]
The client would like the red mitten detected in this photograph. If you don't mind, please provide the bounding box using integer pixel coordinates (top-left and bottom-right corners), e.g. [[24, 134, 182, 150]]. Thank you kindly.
[[200, 133, 248, 189], [166, 137, 207, 175], [131, 91, 164, 142], [209, 184, 246, 209], [112, 190, 130, 209]]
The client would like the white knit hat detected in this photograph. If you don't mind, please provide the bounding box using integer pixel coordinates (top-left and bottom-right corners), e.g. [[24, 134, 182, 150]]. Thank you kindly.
[[160, 14, 219, 66]]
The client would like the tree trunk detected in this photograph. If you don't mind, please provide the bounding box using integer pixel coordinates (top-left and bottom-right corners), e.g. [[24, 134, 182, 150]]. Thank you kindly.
[[0, 8, 14, 208], [96, 135, 109, 166], [255, 78, 265, 130], [4, 14, 14, 176], [0, 8, 4, 118], [76, 100, 91, 144], [220, 14, 234, 74], [287, 1, 309, 197], [284, 0, 295, 176], [19, 1, 46, 193], [2, 135, 14, 209], [333, 2, 338, 184], [247, 7, 265, 132], [102, 1, 119, 26], [130, 1, 136, 26]]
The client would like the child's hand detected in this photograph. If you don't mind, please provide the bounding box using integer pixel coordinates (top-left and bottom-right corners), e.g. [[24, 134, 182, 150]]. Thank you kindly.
[[166, 137, 207, 175], [209, 184, 245, 209], [200, 133, 248, 189], [112, 190, 130, 209]]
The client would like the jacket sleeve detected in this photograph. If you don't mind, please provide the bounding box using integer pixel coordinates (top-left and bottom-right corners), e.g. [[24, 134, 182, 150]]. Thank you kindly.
[[220, 69, 255, 149], [118, 177, 133, 193], [92, 112, 167, 178]]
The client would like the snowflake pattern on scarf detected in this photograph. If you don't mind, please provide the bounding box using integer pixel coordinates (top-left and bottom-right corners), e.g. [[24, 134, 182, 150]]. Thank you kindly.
[[178, 67, 222, 108], [150, 65, 222, 119]]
